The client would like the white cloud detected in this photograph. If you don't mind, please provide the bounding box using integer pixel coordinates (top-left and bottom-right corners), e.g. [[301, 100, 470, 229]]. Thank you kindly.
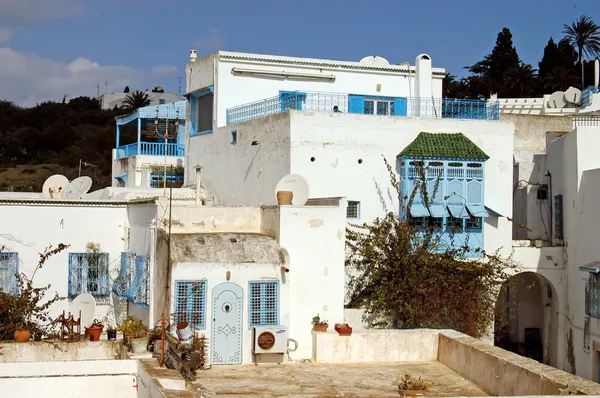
[[195, 29, 226, 51], [0, 0, 83, 41], [0, 47, 179, 107]]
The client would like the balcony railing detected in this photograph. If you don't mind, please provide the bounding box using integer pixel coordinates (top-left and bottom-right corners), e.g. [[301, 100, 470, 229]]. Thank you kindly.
[[226, 91, 500, 125], [116, 142, 185, 159]]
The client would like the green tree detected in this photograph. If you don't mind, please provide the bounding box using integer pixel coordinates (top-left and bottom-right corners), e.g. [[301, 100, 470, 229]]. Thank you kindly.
[[562, 15, 600, 88], [468, 27, 522, 97], [504, 63, 538, 97], [122, 90, 151, 111], [345, 158, 519, 338], [543, 66, 578, 92]]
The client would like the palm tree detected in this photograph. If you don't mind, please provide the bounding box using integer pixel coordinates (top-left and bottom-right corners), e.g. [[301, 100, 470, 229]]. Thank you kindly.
[[122, 90, 151, 111], [543, 66, 578, 92], [562, 15, 600, 88], [504, 64, 538, 97]]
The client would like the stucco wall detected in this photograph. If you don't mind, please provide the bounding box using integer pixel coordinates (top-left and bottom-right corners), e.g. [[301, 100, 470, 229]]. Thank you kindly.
[[0, 203, 131, 325], [166, 206, 262, 234], [185, 112, 292, 204], [0, 340, 126, 363], [503, 114, 572, 241]]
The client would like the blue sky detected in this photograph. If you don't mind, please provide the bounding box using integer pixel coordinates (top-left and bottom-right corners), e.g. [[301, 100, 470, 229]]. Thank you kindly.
[[1, 0, 599, 106]]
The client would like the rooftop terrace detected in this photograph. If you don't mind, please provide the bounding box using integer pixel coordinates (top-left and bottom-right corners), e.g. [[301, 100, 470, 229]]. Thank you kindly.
[[226, 91, 500, 125]]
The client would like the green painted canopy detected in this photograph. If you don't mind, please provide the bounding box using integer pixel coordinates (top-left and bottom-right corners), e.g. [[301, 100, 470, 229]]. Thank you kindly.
[[398, 132, 489, 160]]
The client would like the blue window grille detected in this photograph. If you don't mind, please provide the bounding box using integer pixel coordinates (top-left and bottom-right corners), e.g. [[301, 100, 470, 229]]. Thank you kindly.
[[554, 195, 564, 240], [348, 95, 407, 116], [127, 255, 149, 307], [248, 281, 279, 328], [150, 172, 184, 188], [68, 252, 110, 297], [113, 252, 135, 298], [174, 280, 206, 329], [347, 201, 360, 219], [0, 252, 19, 296], [586, 274, 600, 319]]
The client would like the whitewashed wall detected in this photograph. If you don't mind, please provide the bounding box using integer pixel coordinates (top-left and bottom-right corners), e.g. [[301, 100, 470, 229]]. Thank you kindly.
[[546, 126, 600, 380], [188, 112, 514, 258]]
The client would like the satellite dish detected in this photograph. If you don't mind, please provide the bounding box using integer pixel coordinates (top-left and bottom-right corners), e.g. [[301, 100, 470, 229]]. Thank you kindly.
[[359, 55, 390, 66], [62, 176, 93, 199], [42, 174, 69, 199], [70, 293, 96, 328], [275, 174, 309, 206], [564, 87, 581, 105], [549, 91, 567, 109]]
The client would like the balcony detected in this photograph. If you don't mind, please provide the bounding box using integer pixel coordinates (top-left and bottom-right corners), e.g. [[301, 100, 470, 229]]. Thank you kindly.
[[116, 142, 184, 159], [226, 91, 500, 125]]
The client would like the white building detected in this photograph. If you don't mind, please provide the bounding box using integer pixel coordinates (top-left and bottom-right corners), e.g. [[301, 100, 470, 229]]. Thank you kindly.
[[98, 91, 183, 111]]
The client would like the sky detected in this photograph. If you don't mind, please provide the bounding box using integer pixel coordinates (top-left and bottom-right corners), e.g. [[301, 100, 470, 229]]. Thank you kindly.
[[1, 0, 599, 107]]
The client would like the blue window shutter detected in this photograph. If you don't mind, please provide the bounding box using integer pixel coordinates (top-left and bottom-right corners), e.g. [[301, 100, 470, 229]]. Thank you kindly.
[[279, 91, 306, 111], [348, 95, 365, 114], [394, 98, 407, 116]]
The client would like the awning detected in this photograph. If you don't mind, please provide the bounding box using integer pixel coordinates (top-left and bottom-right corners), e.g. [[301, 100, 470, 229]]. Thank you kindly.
[[114, 173, 127, 182], [409, 203, 430, 217], [428, 203, 449, 218], [485, 206, 503, 217], [579, 261, 600, 273], [467, 203, 489, 217], [447, 203, 469, 218]]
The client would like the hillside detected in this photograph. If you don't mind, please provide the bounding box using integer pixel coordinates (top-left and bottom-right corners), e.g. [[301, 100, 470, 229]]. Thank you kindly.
[[0, 97, 127, 192]]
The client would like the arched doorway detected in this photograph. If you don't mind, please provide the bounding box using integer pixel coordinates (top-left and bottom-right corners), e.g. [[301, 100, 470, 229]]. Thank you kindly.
[[494, 272, 559, 367]]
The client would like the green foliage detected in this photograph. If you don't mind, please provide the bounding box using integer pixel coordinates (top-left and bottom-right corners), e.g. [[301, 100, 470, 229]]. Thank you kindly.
[[345, 158, 519, 338], [0, 96, 121, 191], [446, 16, 600, 99], [0, 243, 69, 339], [122, 91, 151, 111], [117, 316, 149, 338], [312, 314, 328, 326], [398, 374, 433, 391]]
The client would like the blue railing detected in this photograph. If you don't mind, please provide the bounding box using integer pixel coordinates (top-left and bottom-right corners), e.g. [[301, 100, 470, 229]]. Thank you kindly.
[[116, 142, 185, 159], [582, 86, 598, 107], [226, 91, 500, 125]]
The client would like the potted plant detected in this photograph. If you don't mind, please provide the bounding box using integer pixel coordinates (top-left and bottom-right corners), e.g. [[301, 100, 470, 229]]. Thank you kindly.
[[85, 319, 104, 342], [106, 325, 117, 341], [334, 323, 353, 336], [118, 316, 149, 353], [312, 314, 328, 332], [397, 374, 433, 397], [534, 238, 544, 248]]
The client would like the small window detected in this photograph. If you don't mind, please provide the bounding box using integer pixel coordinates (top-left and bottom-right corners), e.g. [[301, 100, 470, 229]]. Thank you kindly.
[[174, 280, 207, 329], [465, 216, 482, 231], [537, 184, 548, 200], [230, 130, 237, 145], [249, 281, 279, 328], [68, 252, 110, 297], [159, 99, 166, 105], [347, 201, 360, 219], [408, 216, 426, 228], [428, 217, 443, 229], [0, 252, 18, 296], [446, 217, 463, 231], [554, 194, 564, 240]]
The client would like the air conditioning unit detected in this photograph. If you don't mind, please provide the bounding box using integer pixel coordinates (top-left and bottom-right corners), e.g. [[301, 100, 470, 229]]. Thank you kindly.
[[253, 326, 288, 354]]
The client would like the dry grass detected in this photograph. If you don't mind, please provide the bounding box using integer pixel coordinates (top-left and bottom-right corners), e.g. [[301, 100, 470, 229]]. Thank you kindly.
[[0, 164, 66, 191]]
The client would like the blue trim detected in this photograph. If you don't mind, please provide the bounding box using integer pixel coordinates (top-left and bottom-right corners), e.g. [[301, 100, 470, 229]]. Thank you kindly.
[[68, 252, 110, 297], [466, 203, 489, 217], [279, 91, 306, 111], [347, 201, 360, 219], [0, 252, 19, 296], [394, 97, 408, 116], [447, 204, 469, 218], [248, 281, 279, 329], [113, 252, 134, 297], [174, 280, 207, 329], [410, 203, 430, 217], [348, 95, 365, 114], [189, 86, 214, 136], [429, 203, 449, 218]]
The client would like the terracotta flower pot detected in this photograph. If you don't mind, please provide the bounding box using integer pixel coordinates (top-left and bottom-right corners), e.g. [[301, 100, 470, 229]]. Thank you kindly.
[[14, 329, 31, 342], [85, 324, 104, 342], [277, 191, 293, 205], [335, 323, 353, 336], [313, 324, 328, 332]]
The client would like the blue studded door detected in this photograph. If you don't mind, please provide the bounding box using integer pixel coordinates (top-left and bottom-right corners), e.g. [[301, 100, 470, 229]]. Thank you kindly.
[[211, 282, 243, 365]]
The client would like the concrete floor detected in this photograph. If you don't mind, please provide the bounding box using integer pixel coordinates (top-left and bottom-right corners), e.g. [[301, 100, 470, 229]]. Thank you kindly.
[[193, 361, 489, 397]]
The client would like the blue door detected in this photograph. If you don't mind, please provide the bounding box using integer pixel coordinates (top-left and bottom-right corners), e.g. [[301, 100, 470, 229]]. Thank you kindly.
[[211, 282, 243, 365]]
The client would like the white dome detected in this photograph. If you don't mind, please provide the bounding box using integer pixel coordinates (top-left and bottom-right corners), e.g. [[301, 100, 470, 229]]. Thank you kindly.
[[359, 55, 390, 66]]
